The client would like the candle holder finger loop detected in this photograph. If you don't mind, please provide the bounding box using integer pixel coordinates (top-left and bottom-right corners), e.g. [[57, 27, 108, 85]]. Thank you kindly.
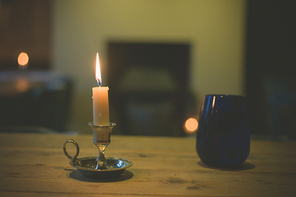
[[63, 139, 79, 161]]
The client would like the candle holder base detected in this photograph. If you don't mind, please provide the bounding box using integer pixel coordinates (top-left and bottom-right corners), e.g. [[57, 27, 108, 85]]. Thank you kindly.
[[69, 156, 133, 179], [63, 122, 133, 179]]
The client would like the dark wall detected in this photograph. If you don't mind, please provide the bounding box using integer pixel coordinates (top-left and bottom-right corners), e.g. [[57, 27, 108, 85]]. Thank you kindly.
[[245, 0, 296, 137]]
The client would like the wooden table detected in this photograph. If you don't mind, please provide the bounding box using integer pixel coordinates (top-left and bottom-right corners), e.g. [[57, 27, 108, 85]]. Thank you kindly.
[[0, 133, 295, 196]]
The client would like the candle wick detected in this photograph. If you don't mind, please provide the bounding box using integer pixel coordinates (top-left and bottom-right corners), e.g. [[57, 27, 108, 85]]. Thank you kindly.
[[96, 78, 102, 87]]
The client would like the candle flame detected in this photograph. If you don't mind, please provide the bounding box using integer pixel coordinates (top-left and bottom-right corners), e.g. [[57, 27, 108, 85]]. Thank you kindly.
[[96, 53, 102, 86]]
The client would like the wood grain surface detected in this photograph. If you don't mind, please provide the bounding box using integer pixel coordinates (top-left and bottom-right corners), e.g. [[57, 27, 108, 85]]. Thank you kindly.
[[0, 133, 295, 196]]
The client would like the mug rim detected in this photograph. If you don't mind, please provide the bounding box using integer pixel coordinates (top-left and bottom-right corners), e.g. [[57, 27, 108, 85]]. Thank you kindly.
[[204, 94, 245, 98]]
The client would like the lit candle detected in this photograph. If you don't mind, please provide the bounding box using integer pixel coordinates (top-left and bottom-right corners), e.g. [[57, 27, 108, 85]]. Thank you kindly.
[[92, 53, 110, 126]]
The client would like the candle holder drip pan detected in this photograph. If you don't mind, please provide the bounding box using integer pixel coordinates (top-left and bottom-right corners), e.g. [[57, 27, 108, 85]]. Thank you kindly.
[[69, 156, 133, 179]]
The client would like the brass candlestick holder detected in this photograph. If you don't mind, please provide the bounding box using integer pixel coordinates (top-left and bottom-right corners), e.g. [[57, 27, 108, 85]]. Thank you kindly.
[[63, 122, 132, 179], [89, 122, 115, 169]]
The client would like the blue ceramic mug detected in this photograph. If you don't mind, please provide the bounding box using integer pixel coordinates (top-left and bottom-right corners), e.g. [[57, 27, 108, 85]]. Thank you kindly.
[[196, 95, 250, 168]]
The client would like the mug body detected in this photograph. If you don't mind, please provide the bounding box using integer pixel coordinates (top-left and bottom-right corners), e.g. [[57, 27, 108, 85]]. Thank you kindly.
[[196, 95, 250, 168]]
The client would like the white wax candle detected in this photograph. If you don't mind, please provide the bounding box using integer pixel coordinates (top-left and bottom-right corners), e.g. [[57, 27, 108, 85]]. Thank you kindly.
[[92, 53, 110, 126], [92, 86, 110, 125]]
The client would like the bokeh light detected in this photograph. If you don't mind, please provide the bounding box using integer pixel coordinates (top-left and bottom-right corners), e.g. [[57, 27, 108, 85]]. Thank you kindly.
[[184, 117, 199, 134], [18, 52, 29, 68]]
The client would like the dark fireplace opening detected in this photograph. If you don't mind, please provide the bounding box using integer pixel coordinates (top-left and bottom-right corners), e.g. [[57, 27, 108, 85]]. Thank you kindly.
[[107, 41, 196, 136]]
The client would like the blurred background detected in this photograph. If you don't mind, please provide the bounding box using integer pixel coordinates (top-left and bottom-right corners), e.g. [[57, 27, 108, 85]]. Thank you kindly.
[[0, 0, 295, 138]]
